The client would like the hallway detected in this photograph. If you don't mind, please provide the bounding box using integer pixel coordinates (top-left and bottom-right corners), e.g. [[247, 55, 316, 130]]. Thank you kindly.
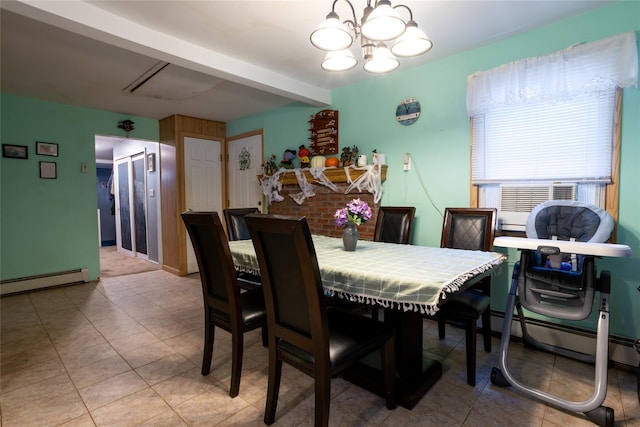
[[99, 246, 160, 278]]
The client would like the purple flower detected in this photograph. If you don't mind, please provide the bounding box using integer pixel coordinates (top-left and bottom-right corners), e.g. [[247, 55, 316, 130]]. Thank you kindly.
[[334, 198, 372, 227]]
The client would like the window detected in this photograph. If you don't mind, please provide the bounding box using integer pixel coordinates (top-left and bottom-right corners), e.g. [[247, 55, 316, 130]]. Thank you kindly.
[[467, 32, 638, 232]]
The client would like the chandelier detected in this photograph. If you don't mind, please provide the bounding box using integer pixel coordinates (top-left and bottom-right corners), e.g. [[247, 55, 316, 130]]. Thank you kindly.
[[310, 0, 433, 74]]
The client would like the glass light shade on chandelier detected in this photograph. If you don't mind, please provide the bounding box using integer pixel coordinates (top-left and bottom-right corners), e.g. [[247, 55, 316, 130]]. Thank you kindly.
[[310, 0, 432, 73], [360, 0, 405, 41], [310, 11, 353, 51], [391, 20, 432, 57], [364, 42, 399, 73], [322, 49, 358, 71]]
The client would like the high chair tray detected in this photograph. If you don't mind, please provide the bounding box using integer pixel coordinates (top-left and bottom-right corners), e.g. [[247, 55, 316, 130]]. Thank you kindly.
[[494, 236, 632, 258]]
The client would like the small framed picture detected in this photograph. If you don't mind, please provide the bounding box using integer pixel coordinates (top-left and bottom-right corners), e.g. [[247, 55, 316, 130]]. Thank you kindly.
[[3, 144, 28, 159], [40, 161, 57, 179], [36, 141, 59, 157], [147, 153, 156, 172]]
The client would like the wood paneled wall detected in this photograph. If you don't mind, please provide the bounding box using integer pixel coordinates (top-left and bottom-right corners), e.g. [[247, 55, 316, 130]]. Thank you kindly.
[[160, 114, 226, 275]]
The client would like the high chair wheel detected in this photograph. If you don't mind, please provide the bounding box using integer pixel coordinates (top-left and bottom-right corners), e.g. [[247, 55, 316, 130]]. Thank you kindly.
[[585, 406, 614, 427], [490, 367, 509, 387]]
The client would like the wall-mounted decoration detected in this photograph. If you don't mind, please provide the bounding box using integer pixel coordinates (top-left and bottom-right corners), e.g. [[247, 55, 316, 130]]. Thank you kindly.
[[2, 144, 28, 159], [118, 120, 135, 132], [308, 109, 338, 155], [396, 98, 421, 125], [239, 147, 251, 170], [36, 141, 58, 157], [147, 153, 156, 172], [40, 161, 57, 179]]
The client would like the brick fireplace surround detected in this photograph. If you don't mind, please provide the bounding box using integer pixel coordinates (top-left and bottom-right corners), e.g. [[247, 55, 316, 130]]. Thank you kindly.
[[263, 167, 387, 240]]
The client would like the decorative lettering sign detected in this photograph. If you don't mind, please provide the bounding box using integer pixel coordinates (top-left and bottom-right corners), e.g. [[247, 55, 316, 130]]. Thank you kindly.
[[308, 109, 338, 155]]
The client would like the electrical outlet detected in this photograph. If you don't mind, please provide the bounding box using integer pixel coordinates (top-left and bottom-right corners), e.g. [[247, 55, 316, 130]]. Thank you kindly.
[[402, 153, 411, 171]]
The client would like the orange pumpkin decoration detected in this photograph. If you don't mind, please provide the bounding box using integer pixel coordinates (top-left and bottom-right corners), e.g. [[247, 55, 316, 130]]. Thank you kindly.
[[325, 157, 339, 168]]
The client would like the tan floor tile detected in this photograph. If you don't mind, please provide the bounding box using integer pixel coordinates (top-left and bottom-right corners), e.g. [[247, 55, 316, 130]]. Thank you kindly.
[[217, 404, 267, 426], [0, 356, 66, 394], [121, 340, 177, 368], [90, 387, 171, 426], [152, 367, 217, 407], [135, 352, 196, 385], [58, 413, 98, 426], [66, 354, 131, 389], [58, 341, 120, 370], [78, 370, 148, 410], [1, 390, 88, 427], [138, 408, 188, 426], [174, 388, 251, 426], [107, 329, 162, 354], [91, 316, 148, 341], [2, 269, 636, 427], [0, 373, 77, 412], [0, 343, 60, 380]]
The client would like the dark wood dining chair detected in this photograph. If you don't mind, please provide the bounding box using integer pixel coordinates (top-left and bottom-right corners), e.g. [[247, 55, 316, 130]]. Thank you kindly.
[[181, 211, 267, 398], [373, 206, 416, 244], [223, 207, 262, 289], [223, 207, 260, 241], [245, 213, 397, 426], [436, 207, 496, 386]]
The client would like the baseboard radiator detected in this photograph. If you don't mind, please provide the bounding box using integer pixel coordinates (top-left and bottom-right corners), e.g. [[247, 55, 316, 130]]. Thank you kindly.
[[491, 310, 639, 368], [0, 268, 89, 296]]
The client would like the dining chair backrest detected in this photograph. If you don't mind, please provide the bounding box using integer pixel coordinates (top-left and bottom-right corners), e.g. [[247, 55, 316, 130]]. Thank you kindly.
[[181, 211, 241, 317], [181, 210, 267, 397], [440, 208, 496, 251], [245, 214, 326, 349], [437, 207, 497, 386], [245, 213, 396, 424], [224, 207, 260, 241], [374, 206, 416, 244]]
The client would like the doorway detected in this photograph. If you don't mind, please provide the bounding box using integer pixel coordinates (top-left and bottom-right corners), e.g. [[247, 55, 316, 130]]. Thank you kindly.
[[95, 135, 161, 276]]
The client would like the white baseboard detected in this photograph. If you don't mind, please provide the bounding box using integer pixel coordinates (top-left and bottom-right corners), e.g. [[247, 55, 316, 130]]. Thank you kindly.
[[0, 268, 89, 296]]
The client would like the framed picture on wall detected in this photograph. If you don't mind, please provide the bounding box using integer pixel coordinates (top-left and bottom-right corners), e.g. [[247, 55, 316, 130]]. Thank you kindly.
[[40, 161, 57, 179], [36, 141, 58, 157], [3, 144, 28, 159]]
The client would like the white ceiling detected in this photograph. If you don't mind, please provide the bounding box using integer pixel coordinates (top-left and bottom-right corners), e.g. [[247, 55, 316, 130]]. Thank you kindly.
[[1, 0, 614, 126]]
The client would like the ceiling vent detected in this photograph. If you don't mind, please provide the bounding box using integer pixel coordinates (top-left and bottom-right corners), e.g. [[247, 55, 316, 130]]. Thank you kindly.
[[123, 61, 222, 101]]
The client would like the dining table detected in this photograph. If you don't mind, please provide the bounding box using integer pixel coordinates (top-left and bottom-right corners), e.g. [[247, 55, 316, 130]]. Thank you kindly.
[[228, 234, 506, 409]]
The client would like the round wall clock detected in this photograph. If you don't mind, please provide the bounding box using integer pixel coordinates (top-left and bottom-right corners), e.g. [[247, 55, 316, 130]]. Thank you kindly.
[[395, 98, 421, 125]]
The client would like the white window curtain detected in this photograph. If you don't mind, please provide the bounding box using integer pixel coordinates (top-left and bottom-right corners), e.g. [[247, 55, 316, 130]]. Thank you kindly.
[[468, 32, 638, 185], [467, 32, 638, 230], [467, 32, 638, 116]]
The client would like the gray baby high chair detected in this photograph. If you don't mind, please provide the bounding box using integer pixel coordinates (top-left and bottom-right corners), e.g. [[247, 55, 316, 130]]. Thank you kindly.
[[491, 200, 632, 427]]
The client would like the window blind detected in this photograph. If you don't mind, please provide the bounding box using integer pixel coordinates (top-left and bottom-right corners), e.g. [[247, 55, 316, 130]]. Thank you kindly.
[[471, 90, 616, 184]]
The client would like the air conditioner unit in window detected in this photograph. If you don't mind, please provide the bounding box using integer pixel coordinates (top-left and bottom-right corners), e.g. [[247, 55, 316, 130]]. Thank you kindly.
[[498, 183, 577, 231]]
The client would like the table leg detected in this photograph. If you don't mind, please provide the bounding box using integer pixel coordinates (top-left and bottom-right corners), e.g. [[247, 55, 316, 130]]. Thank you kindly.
[[343, 309, 442, 409]]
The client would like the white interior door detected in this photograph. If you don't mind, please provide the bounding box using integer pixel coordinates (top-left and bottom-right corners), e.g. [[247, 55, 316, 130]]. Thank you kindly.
[[227, 132, 263, 210], [184, 137, 223, 273]]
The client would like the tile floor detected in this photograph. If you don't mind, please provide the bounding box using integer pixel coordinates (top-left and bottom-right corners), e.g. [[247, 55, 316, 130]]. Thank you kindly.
[[1, 269, 638, 426]]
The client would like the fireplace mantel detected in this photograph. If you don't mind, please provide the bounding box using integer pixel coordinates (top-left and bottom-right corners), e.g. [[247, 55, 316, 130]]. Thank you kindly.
[[272, 165, 387, 186], [263, 165, 387, 240]]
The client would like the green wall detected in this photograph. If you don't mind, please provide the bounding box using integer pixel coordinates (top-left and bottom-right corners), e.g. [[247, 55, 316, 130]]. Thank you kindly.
[[0, 94, 159, 281], [228, 2, 640, 339]]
